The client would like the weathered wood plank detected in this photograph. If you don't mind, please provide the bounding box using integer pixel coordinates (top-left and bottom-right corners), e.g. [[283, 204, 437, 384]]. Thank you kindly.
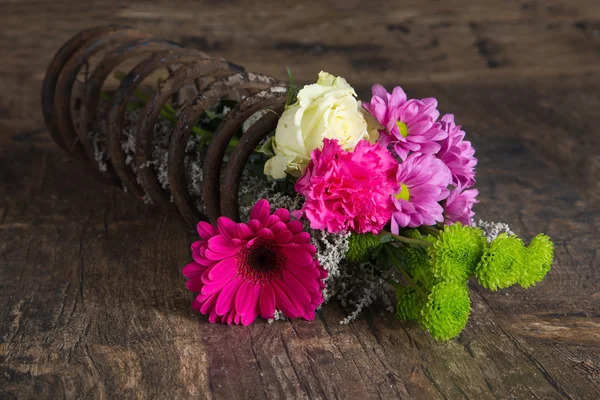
[[1, 1, 600, 398]]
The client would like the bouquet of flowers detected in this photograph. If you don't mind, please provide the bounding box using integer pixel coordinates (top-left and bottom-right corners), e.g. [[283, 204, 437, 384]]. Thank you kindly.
[[182, 71, 554, 340]]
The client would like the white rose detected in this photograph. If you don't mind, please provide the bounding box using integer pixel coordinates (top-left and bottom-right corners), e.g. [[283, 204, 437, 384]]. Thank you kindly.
[[264, 71, 373, 179]]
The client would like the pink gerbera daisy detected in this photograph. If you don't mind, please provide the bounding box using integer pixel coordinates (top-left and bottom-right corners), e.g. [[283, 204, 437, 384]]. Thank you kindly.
[[444, 185, 479, 226], [437, 114, 477, 187], [182, 199, 327, 325], [363, 84, 447, 160], [391, 153, 452, 232]]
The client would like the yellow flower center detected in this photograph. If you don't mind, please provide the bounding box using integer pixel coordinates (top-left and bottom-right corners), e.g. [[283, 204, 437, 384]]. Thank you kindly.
[[396, 121, 409, 138], [395, 184, 410, 201]]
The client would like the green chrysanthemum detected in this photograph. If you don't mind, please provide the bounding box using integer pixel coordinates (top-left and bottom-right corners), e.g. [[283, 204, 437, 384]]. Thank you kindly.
[[475, 233, 526, 291], [403, 245, 435, 287], [396, 286, 425, 320], [346, 233, 381, 263], [427, 223, 486, 282], [420, 281, 471, 341], [518, 234, 555, 288]]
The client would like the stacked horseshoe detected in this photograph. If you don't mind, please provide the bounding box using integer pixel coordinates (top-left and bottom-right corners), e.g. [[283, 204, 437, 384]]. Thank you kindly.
[[41, 26, 287, 229]]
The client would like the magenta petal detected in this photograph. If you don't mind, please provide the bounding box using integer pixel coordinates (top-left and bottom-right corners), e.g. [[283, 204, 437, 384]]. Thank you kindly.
[[241, 305, 259, 326], [282, 270, 311, 305], [256, 228, 275, 239], [372, 84, 389, 100], [215, 278, 243, 316], [227, 311, 236, 325], [207, 257, 237, 281], [274, 208, 291, 223], [271, 281, 300, 319], [197, 222, 217, 240], [203, 248, 233, 261], [250, 199, 271, 226], [186, 277, 204, 292], [208, 311, 219, 323], [199, 293, 218, 315], [235, 280, 255, 316], [183, 262, 206, 278], [281, 247, 313, 267], [241, 285, 261, 325], [291, 232, 311, 243], [217, 217, 237, 242], [247, 219, 261, 233], [288, 266, 320, 293], [200, 268, 236, 295], [259, 285, 276, 319], [235, 223, 254, 239], [303, 309, 316, 321], [274, 230, 293, 244], [287, 220, 304, 234], [208, 235, 239, 254]]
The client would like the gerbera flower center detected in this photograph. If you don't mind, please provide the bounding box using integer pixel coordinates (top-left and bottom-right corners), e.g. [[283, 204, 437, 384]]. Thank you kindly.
[[395, 183, 411, 201], [249, 247, 278, 272], [396, 121, 409, 138], [237, 239, 286, 284]]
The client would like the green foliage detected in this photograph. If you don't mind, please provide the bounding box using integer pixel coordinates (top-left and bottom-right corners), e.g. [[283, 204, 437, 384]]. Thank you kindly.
[[427, 223, 486, 282], [285, 67, 299, 107], [388, 223, 554, 341], [402, 247, 435, 288], [346, 233, 382, 263], [475, 233, 526, 291], [518, 233, 555, 288], [396, 286, 424, 321], [420, 281, 471, 341], [254, 137, 276, 158]]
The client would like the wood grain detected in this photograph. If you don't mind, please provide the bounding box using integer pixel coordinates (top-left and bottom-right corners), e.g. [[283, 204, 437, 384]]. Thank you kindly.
[[1, 1, 599, 398]]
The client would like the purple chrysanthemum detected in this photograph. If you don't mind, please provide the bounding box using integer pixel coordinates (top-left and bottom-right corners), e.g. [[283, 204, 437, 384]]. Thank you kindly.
[[437, 114, 477, 187], [444, 185, 478, 226], [363, 84, 447, 160], [391, 153, 452, 232]]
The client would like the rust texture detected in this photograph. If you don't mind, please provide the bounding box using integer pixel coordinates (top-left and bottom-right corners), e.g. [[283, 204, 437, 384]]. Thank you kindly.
[[41, 26, 286, 228]]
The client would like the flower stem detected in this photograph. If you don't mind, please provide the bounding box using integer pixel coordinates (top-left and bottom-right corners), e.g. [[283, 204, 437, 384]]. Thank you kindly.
[[420, 225, 440, 237], [381, 230, 433, 247], [385, 278, 403, 291], [384, 245, 427, 298]]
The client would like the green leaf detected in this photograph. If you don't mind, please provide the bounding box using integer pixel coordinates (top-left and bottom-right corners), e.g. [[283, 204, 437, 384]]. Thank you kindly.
[[285, 66, 299, 107], [113, 70, 127, 81], [100, 91, 112, 102], [379, 234, 393, 244], [254, 136, 275, 158], [204, 109, 219, 120]]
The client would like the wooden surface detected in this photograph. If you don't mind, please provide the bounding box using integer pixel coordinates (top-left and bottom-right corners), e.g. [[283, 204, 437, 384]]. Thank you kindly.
[[1, 1, 600, 398]]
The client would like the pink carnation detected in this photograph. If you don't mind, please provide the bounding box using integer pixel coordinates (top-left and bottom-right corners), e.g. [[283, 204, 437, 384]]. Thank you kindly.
[[391, 153, 451, 232], [182, 200, 327, 325], [363, 84, 447, 160], [295, 139, 398, 234], [444, 185, 478, 226], [437, 114, 477, 187]]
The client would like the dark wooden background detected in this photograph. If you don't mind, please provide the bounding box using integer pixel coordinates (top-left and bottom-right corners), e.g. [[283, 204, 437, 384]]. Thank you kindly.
[[1, 1, 599, 398]]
